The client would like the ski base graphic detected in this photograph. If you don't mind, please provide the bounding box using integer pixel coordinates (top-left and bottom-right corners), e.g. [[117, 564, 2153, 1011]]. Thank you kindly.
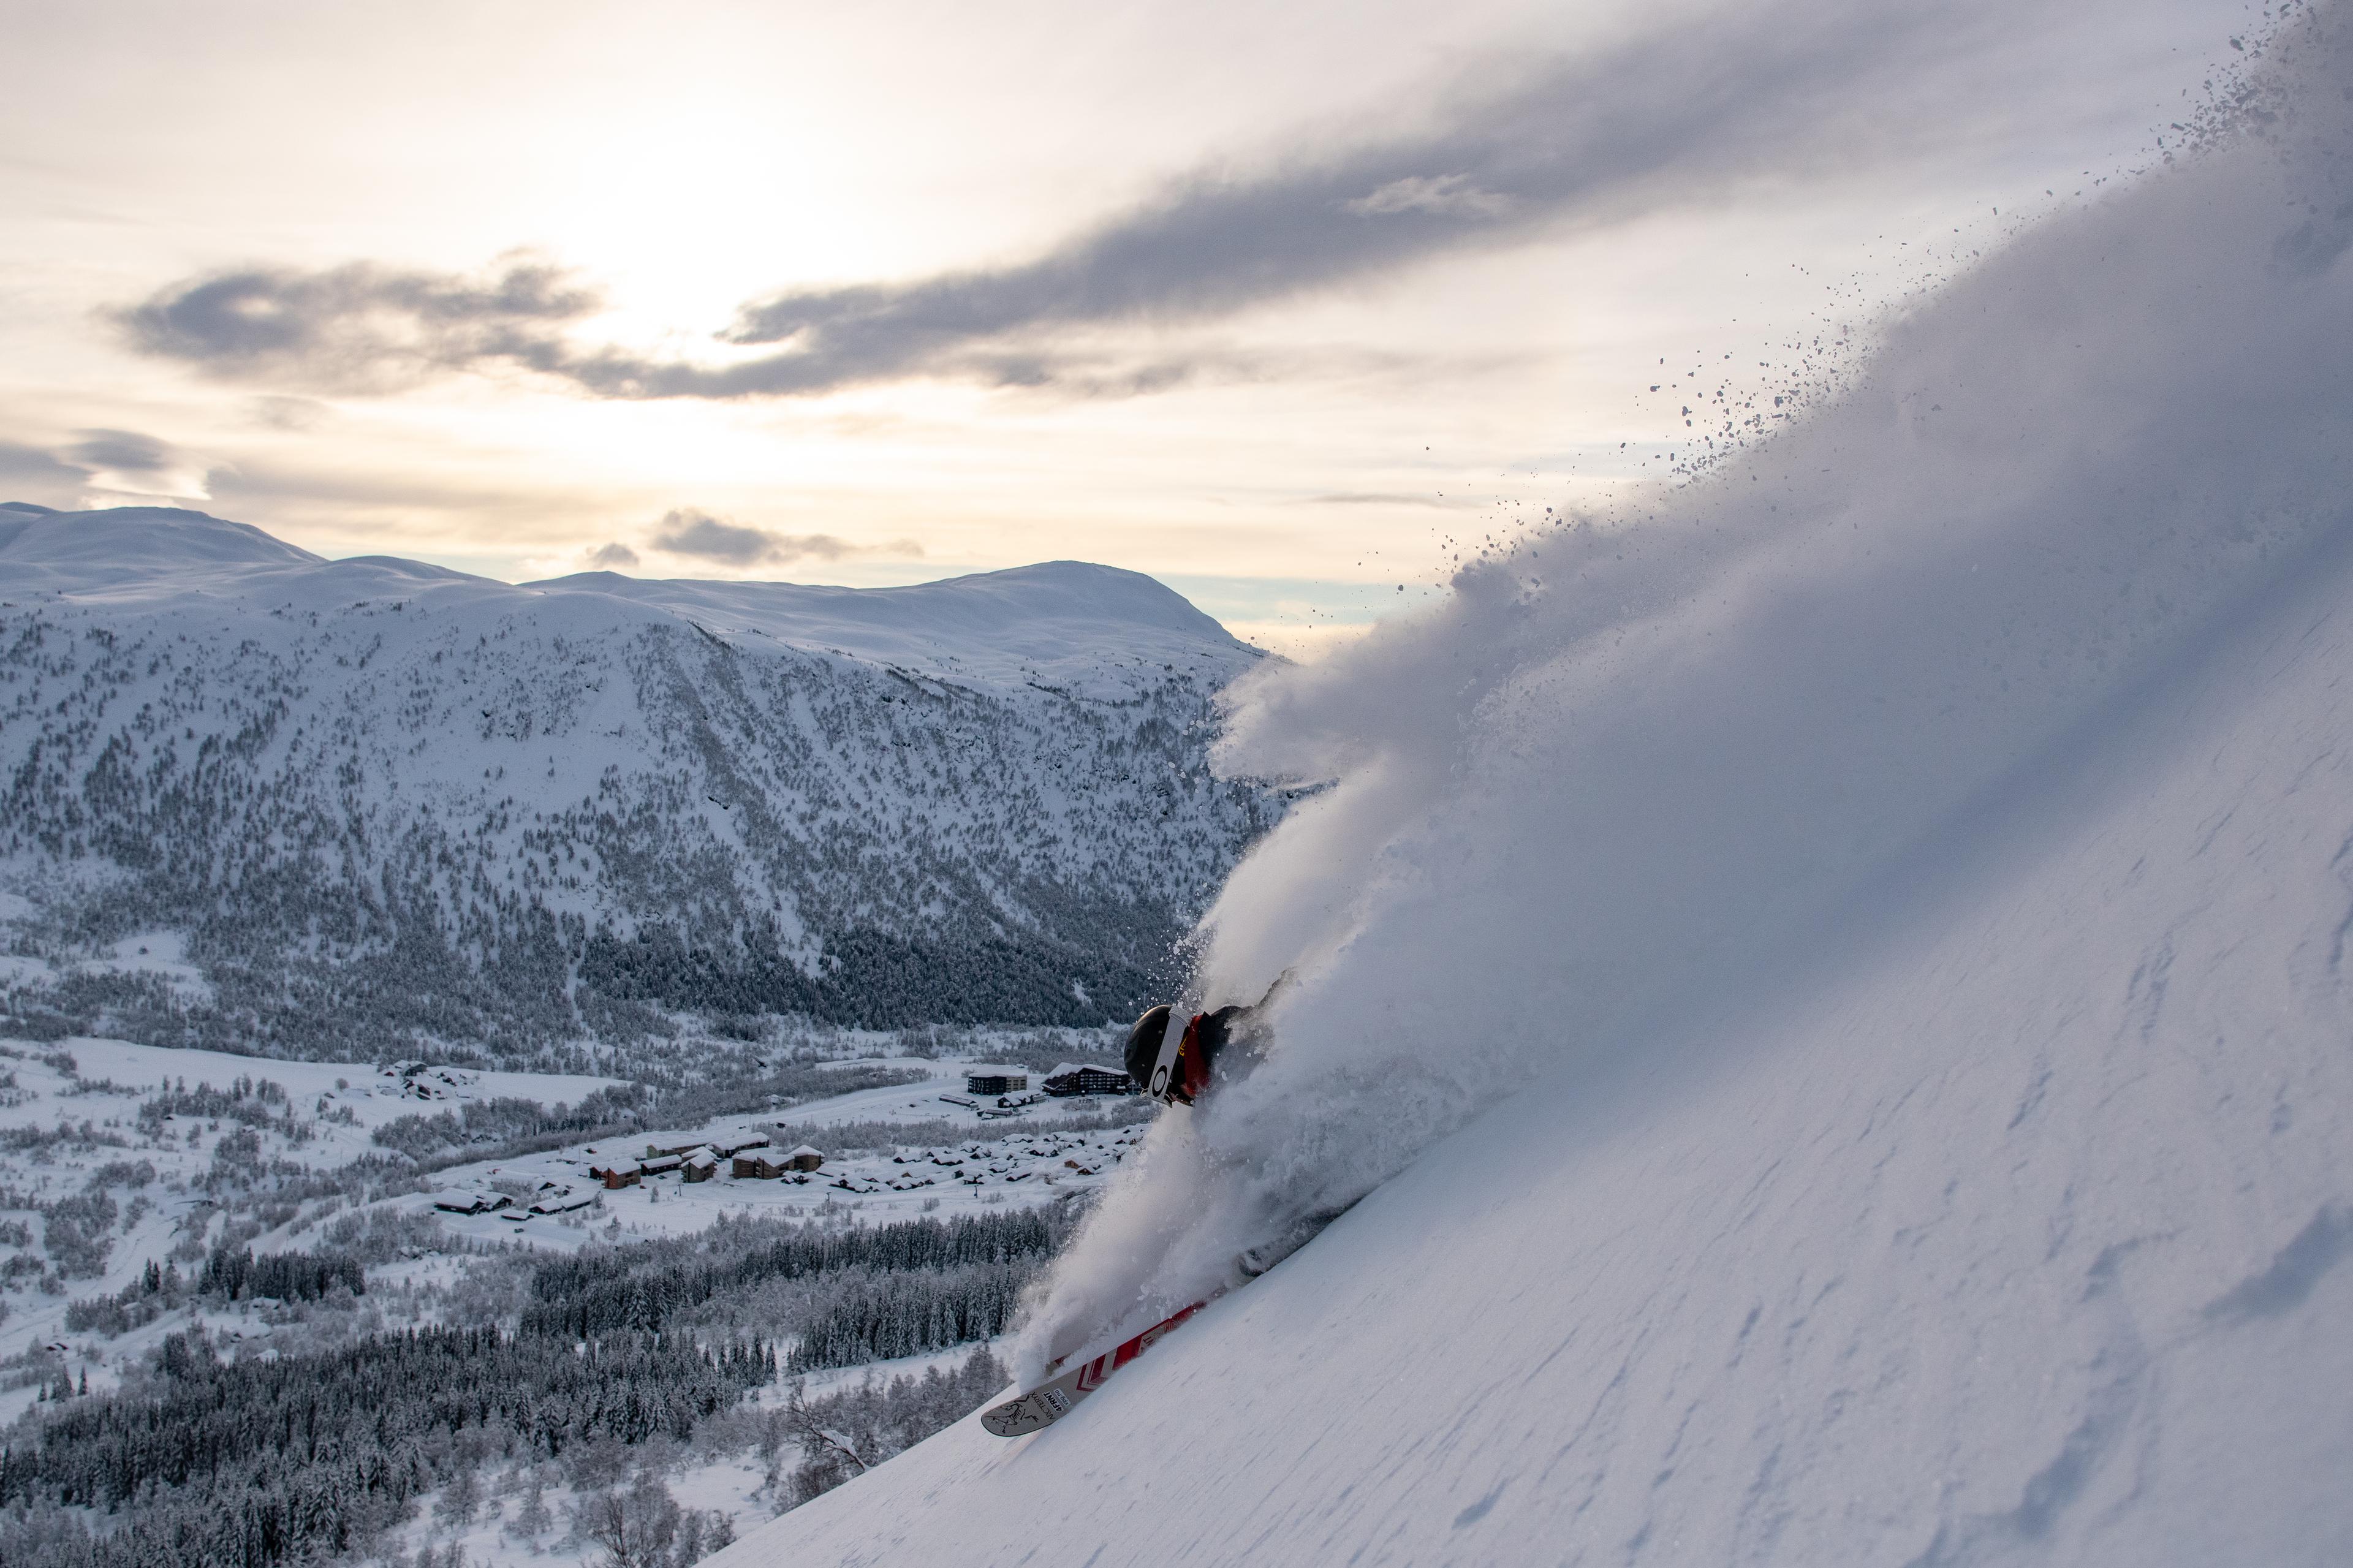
[[981, 1294, 1219, 1437]]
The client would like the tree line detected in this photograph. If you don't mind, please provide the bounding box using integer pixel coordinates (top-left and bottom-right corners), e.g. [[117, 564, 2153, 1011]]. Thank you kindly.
[[520, 1206, 1062, 1340], [0, 1325, 773, 1568], [0, 1203, 1078, 1568], [0, 604, 1278, 1061]]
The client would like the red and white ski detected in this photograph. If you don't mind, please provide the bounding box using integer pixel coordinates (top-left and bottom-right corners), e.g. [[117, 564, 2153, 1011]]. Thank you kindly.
[[980, 1293, 1222, 1437]]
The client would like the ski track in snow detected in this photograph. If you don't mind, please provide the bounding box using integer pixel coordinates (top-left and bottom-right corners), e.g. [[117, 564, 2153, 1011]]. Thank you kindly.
[[716, 12, 2353, 1565]]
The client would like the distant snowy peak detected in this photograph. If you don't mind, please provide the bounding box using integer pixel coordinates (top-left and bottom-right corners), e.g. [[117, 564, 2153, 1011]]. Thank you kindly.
[[532, 559, 1261, 689], [0, 504, 324, 588], [0, 504, 1263, 691]]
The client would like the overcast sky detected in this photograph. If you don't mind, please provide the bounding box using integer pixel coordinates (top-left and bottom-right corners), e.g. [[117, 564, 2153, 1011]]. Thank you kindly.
[[0, 0, 2245, 648]]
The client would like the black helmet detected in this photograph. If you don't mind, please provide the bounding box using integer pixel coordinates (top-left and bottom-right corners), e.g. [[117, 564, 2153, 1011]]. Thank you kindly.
[[1124, 1004, 1172, 1091]]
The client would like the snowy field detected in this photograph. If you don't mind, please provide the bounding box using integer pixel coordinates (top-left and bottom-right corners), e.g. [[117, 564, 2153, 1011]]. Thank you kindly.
[[15, 1036, 623, 1151], [0, 1034, 1137, 1397], [0, 1037, 615, 1387]]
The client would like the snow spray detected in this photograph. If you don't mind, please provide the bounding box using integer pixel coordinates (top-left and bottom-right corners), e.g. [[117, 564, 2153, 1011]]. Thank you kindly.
[[1012, 6, 2353, 1381]]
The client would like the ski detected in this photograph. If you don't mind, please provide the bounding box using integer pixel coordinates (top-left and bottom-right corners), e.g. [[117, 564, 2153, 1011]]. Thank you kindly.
[[980, 1293, 1222, 1437], [982, 1199, 1362, 1436]]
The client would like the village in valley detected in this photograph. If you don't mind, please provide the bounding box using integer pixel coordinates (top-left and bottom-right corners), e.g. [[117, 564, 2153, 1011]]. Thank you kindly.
[[0, 1025, 1152, 1567], [423, 1061, 1149, 1238]]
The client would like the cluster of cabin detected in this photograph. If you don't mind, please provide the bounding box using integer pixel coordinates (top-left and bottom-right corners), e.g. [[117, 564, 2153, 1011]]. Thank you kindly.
[[381, 1059, 476, 1101], [422, 1065, 1151, 1223], [431, 1188, 510, 1215], [586, 1132, 828, 1189], [432, 1178, 597, 1220], [737, 1145, 827, 1179]]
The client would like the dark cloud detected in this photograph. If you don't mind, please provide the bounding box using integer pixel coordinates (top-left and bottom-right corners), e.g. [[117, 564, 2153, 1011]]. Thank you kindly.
[[586, 541, 640, 571], [114, 256, 600, 394], [652, 509, 787, 565], [650, 508, 923, 568], [247, 395, 333, 431], [113, 0, 2071, 401], [0, 441, 87, 498], [53, 427, 213, 499], [0, 430, 214, 505], [682, 1, 1983, 400], [63, 428, 181, 477]]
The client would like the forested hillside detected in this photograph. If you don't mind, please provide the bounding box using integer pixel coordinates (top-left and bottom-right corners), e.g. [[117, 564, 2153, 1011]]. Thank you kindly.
[[0, 506, 1285, 1062], [0, 1206, 1067, 1568]]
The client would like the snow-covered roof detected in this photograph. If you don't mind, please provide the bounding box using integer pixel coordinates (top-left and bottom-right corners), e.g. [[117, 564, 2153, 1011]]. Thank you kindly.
[[784, 1144, 825, 1159]]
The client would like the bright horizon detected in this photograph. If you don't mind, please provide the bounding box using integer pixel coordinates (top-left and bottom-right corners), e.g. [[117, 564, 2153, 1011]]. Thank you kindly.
[[1, 0, 2244, 653]]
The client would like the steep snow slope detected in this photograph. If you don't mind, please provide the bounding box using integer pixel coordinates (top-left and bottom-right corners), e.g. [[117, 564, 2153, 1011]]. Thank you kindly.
[[721, 16, 2353, 1565], [730, 512, 2353, 1564], [0, 513, 1280, 1059]]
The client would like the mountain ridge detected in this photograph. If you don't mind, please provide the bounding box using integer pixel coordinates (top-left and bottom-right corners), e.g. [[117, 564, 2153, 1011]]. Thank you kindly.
[[0, 506, 1286, 1065]]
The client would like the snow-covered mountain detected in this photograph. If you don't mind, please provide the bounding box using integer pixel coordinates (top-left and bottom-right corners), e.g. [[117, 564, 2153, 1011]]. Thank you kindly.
[[718, 20, 2353, 1566], [0, 502, 1283, 1061]]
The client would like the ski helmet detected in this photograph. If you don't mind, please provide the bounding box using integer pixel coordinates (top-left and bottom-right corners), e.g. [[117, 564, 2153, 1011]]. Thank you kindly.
[[1124, 1004, 1172, 1091]]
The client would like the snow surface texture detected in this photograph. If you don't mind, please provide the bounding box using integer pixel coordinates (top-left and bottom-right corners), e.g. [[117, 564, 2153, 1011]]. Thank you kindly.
[[724, 15, 2353, 1565], [0, 520, 1279, 1053]]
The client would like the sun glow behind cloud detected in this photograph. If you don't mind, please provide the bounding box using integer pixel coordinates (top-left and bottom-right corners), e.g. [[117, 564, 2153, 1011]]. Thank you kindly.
[[0, 0, 2254, 640]]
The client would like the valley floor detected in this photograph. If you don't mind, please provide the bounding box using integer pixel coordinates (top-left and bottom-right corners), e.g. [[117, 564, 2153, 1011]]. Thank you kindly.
[[0, 1032, 1145, 1566]]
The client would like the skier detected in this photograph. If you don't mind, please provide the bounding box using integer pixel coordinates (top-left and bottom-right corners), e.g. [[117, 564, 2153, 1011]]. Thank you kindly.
[[1123, 982, 1350, 1277], [983, 985, 1349, 1435]]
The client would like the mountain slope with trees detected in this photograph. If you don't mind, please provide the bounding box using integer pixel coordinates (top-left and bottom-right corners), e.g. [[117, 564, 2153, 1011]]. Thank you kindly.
[[0, 505, 1284, 1062]]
